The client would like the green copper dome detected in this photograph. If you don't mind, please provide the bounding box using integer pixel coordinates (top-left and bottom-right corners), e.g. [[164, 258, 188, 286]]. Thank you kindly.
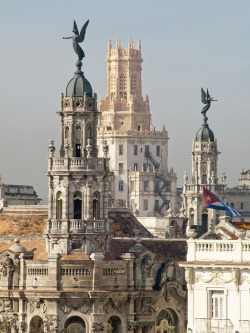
[[66, 71, 92, 97], [195, 123, 214, 142]]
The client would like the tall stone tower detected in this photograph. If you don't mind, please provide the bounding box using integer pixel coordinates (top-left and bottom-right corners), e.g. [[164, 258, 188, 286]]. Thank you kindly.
[[99, 38, 150, 131], [44, 51, 112, 256], [98, 39, 177, 221], [182, 94, 226, 233]]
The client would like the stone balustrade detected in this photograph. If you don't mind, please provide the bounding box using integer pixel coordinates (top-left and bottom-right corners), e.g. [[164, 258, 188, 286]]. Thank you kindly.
[[49, 157, 109, 172], [69, 219, 86, 233], [187, 239, 250, 262]]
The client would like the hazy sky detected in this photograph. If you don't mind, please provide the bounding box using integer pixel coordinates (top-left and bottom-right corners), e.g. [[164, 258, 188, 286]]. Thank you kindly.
[[1, 0, 250, 202]]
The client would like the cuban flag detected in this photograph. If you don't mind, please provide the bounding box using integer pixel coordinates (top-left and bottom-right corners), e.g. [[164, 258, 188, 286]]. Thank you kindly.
[[203, 187, 243, 218]]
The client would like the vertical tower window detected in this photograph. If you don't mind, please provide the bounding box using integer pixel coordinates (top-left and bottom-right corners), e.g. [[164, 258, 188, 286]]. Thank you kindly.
[[65, 126, 69, 139], [56, 192, 63, 219], [154, 200, 159, 211], [76, 144, 81, 157], [143, 199, 148, 210], [156, 145, 160, 156], [73, 192, 82, 219], [130, 181, 134, 191], [119, 181, 124, 191], [93, 192, 100, 220], [144, 181, 148, 191], [87, 126, 92, 140], [134, 145, 138, 155], [119, 163, 124, 174], [119, 145, 124, 155]]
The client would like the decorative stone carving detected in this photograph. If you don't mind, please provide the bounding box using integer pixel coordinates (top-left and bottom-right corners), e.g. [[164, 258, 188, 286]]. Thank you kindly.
[[102, 140, 109, 158], [0, 299, 12, 313], [141, 298, 156, 313], [92, 321, 105, 331], [43, 314, 58, 333], [48, 140, 55, 158], [86, 139, 92, 158], [0, 254, 14, 278]]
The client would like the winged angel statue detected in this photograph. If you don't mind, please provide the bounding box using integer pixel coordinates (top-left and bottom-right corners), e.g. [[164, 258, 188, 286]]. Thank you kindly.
[[201, 88, 217, 122], [63, 20, 89, 61]]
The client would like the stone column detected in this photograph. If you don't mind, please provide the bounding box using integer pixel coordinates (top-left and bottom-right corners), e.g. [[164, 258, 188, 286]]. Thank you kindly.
[[63, 179, 69, 220], [103, 178, 108, 219], [86, 179, 93, 220], [90, 253, 104, 290], [48, 177, 53, 220], [47, 254, 61, 290]]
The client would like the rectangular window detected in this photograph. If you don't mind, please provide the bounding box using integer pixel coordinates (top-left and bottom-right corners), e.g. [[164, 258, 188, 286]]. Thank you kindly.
[[145, 145, 149, 156], [119, 144, 124, 155], [134, 163, 138, 171], [156, 145, 160, 156], [134, 145, 138, 155], [143, 163, 147, 172], [241, 202, 244, 210], [130, 181, 134, 191], [155, 181, 160, 193], [131, 199, 135, 210], [154, 200, 159, 211], [119, 163, 124, 174], [211, 291, 224, 319], [143, 199, 148, 210], [144, 181, 148, 191], [119, 181, 124, 191]]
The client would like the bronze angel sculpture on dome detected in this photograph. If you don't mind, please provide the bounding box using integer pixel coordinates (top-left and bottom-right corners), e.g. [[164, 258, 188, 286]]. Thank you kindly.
[[201, 88, 217, 122], [63, 19, 89, 61]]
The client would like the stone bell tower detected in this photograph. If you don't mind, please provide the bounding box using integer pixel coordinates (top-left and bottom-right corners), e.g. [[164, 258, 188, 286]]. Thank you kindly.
[[182, 91, 226, 233], [99, 39, 151, 131], [44, 42, 112, 256]]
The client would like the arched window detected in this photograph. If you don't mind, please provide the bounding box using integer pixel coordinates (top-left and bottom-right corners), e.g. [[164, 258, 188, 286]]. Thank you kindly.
[[30, 315, 44, 333], [87, 126, 92, 140], [155, 308, 177, 333], [107, 316, 122, 333], [73, 191, 82, 219], [64, 316, 86, 333], [75, 126, 81, 139], [93, 191, 100, 220], [230, 202, 235, 209], [56, 192, 63, 219], [65, 126, 69, 139]]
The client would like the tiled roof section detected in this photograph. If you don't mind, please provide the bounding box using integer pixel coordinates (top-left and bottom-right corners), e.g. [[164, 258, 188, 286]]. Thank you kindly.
[[108, 210, 152, 238], [0, 240, 47, 260], [230, 221, 250, 230], [60, 253, 90, 261], [106, 239, 187, 261], [0, 214, 46, 237], [217, 227, 238, 240]]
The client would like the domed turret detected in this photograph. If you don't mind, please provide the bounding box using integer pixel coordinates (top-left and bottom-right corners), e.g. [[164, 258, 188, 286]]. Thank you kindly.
[[66, 70, 92, 97], [195, 123, 214, 142]]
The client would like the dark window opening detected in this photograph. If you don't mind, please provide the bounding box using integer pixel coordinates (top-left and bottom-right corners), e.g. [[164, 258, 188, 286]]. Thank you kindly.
[[76, 144, 81, 157]]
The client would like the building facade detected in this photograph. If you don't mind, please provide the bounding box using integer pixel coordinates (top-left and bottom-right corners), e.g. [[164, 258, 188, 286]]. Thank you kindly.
[[180, 217, 250, 333], [0, 34, 187, 333], [97, 39, 177, 218]]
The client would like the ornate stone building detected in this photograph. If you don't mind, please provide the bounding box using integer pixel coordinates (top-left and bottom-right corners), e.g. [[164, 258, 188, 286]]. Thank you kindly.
[[97, 39, 177, 219], [0, 34, 187, 332]]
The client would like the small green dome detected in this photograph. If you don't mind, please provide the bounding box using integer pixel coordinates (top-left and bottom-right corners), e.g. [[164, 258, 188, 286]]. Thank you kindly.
[[66, 71, 92, 97], [195, 123, 214, 142]]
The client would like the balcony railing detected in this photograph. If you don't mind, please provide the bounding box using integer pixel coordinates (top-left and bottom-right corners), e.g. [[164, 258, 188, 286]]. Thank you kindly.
[[50, 157, 108, 172], [187, 239, 250, 262], [195, 318, 234, 333]]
